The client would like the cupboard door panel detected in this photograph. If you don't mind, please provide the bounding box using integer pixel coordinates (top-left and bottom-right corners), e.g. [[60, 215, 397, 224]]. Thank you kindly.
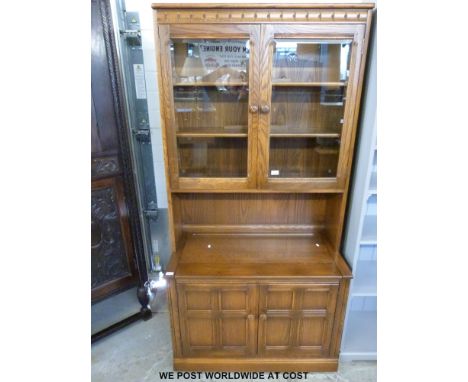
[[302, 288, 332, 310], [221, 289, 248, 311], [266, 290, 294, 310], [265, 316, 293, 348], [258, 283, 339, 357], [298, 316, 325, 347], [185, 290, 212, 310], [178, 283, 257, 357], [187, 318, 216, 348], [221, 318, 247, 346]]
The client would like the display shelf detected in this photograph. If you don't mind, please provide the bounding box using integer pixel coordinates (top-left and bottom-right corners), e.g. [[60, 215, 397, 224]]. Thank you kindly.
[[351, 260, 377, 296], [270, 132, 340, 138], [176, 132, 247, 138], [272, 81, 347, 87], [177, 132, 248, 138], [176, 127, 248, 138], [269, 125, 341, 138], [173, 82, 248, 87], [176, 232, 345, 278]]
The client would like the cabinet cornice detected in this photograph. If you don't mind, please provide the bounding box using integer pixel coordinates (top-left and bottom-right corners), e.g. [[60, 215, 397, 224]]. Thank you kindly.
[[154, 9, 371, 24]]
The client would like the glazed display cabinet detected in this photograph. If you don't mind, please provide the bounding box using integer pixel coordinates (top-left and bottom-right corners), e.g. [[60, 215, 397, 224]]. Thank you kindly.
[[152, 3, 374, 371]]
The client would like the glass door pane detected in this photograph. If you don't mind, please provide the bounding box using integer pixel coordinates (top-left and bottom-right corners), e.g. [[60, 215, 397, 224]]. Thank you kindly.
[[269, 39, 352, 178], [170, 39, 250, 178]]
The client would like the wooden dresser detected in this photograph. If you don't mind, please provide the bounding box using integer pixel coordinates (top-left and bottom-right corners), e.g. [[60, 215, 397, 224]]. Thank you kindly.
[[152, 2, 374, 371]]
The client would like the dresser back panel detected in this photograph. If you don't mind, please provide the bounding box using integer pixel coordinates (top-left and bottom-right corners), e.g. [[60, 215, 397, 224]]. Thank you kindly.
[[174, 193, 341, 232]]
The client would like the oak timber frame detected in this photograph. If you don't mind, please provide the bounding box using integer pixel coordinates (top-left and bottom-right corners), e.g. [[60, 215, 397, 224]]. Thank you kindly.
[[152, 3, 374, 372]]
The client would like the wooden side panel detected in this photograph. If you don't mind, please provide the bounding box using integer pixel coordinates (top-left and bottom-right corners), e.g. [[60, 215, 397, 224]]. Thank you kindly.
[[155, 22, 184, 254], [324, 194, 344, 250], [329, 278, 351, 357], [167, 277, 183, 357], [327, 10, 375, 254]]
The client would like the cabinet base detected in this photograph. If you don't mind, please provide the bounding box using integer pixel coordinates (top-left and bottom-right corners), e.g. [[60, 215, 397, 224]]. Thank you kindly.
[[174, 357, 338, 372]]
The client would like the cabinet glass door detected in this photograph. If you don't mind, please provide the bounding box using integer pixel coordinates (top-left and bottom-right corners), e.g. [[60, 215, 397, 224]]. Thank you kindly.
[[269, 40, 351, 178], [257, 24, 364, 190], [269, 39, 350, 179], [160, 25, 259, 190]]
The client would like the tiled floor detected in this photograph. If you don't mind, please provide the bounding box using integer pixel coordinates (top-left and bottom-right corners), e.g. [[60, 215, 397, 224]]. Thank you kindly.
[[91, 290, 376, 382]]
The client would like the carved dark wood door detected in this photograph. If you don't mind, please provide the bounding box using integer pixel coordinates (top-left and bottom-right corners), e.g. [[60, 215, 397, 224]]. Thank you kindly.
[[91, 0, 140, 302]]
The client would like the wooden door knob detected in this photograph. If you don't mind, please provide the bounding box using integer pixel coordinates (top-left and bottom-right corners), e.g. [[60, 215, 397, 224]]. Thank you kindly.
[[260, 314, 267, 320], [260, 105, 270, 114], [249, 105, 258, 113], [247, 314, 255, 320]]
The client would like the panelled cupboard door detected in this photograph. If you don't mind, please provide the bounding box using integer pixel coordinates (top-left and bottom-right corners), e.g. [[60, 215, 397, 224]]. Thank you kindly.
[[257, 24, 366, 191], [258, 283, 339, 357], [157, 24, 261, 190], [177, 283, 257, 357]]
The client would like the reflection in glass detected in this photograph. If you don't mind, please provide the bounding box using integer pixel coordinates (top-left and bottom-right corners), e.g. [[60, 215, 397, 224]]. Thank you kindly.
[[272, 40, 351, 83], [171, 39, 249, 85], [170, 39, 250, 178]]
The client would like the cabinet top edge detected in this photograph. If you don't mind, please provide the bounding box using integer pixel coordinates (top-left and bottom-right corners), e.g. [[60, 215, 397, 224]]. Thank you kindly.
[[151, 3, 375, 10]]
